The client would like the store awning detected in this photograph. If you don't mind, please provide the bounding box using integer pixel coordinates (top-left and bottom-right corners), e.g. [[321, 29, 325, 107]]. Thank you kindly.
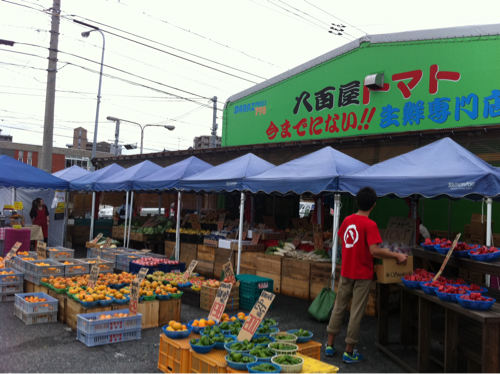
[[0, 155, 69, 190], [180, 153, 275, 193], [339, 137, 500, 200], [243, 147, 368, 195], [133, 156, 213, 192], [52, 165, 90, 181], [70, 163, 124, 191], [94, 160, 162, 192]]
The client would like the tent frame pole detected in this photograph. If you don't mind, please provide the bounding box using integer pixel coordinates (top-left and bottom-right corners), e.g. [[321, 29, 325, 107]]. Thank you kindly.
[[127, 191, 134, 248], [331, 194, 341, 289], [123, 191, 129, 246], [90, 192, 96, 242], [236, 192, 246, 275], [486, 198, 492, 287], [175, 191, 181, 261]]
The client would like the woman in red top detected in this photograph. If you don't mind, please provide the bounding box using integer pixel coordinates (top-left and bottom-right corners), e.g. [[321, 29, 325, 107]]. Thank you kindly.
[[29, 198, 50, 243]]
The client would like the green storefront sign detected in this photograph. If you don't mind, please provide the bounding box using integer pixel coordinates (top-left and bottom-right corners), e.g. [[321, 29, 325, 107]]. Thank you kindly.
[[222, 36, 500, 147]]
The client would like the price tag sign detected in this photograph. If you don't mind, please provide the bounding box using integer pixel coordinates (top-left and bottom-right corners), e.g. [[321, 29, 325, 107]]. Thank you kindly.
[[433, 233, 461, 282], [130, 267, 149, 316], [208, 282, 233, 323], [292, 232, 306, 248], [313, 224, 323, 250], [91, 233, 103, 245], [191, 214, 201, 231], [36, 241, 47, 260], [222, 261, 236, 284], [5, 242, 22, 262], [103, 237, 112, 248], [181, 214, 190, 227], [217, 214, 226, 232], [242, 223, 250, 240], [237, 290, 275, 342], [87, 256, 101, 290], [183, 260, 198, 280], [250, 229, 262, 245], [227, 219, 239, 232], [14, 201, 23, 210]]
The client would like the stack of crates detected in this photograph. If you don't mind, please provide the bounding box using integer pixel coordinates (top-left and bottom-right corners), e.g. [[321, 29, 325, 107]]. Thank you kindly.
[[24, 259, 65, 285], [78, 258, 114, 274], [76, 309, 142, 347], [236, 274, 274, 311], [14, 292, 58, 324], [0, 268, 23, 302], [46, 247, 75, 261], [12, 252, 37, 272], [54, 259, 90, 276], [158, 333, 193, 373], [115, 253, 146, 272]]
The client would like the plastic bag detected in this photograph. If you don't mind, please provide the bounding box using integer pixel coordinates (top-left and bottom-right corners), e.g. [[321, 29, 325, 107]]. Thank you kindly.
[[308, 286, 336, 322]]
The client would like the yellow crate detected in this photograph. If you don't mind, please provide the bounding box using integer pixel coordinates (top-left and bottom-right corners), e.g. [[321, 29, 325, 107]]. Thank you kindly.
[[226, 367, 247, 373], [158, 333, 194, 374], [297, 340, 322, 360], [190, 348, 228, 373], [298, 353, 339, 373]]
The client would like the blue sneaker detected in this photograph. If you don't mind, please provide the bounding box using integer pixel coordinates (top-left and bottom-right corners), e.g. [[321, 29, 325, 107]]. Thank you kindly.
[[343, 350, 364, 364], [325, 344, 336, 357]]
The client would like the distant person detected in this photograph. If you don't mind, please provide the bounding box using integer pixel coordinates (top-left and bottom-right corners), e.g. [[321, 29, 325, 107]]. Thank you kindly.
[[117, 195, 132, 225], [29, 198, 49, 244], [325, 187, 408, 364]]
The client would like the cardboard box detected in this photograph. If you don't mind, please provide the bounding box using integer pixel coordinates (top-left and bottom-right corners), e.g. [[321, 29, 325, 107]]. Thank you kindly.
[[374, 256, 414, 284], [470, 214, 493, 237], [464, 224, 471, 235]]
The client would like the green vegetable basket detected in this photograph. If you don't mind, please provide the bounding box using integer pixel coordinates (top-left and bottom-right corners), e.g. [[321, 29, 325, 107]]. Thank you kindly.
[[271, 354, 304, 373]]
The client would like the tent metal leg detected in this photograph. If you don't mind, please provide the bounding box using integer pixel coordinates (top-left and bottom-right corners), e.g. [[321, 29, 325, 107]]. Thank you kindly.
[[127, 191, 134, 248], [175, 192, 181, 261], [90, 192, 96, 242], [237, 192, 245, 275], [123, 191, 129, 246], [331, 194, 341, 289]]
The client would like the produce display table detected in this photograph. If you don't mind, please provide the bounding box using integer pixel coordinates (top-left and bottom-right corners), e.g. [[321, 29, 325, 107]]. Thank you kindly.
[[378, 283, 500, 373], [224, 354, 339, 373]]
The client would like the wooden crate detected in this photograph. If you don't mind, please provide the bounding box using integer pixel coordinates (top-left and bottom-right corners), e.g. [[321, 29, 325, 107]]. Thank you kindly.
[[229, 243, 265, 252], [66, 298, 112, 330], [309, 280, 338, 301], [239, 266, 256, 275], [48, 289, 67, 323], [179, 243, 197, 264], [234, 252, 259, 270], [34, 284, 50, 294], [200, 296, 239, 311], [256, 271, 281, 293], [215, 248, 234, 265], [197, 245, 216, 262], [256, 254, 282, 275], [281, 276, 309, 300], [165, 241, 176, 257], [23, 279, 34, 293], [201, 284, 239, 298], [197, 259, 214, 278], [112, 226, 125, 238], [310, 262, 339, 283], [282, 258, 311, 282], [137, 300, 160, 329], [159, 298, 181, 326], [214, 264, 223, 279]]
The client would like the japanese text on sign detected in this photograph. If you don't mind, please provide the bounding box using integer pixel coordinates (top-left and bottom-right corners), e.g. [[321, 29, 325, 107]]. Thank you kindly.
[[222, 261, 236, 284], [91, 233, 103, 245], [208, 282, 233, 323], [383, 217, 416, 245], [36, 241, 47, 260], [103, 237, 112, 248], [5, 242, 22, 262], [181, 214, 190, 227], [313, 224, 323, 250], [183, 260, 198, 280], [14, 201, 23, 210], [292, 232, 306, 248], [237, 290, 275, 342], [227, 219, 239, 232], [217, 214, 226, 232], [130, 267, 149, 316], [87, 256, 101, 290], [190, 214, 201, 231], [251, 229, 262, 245]]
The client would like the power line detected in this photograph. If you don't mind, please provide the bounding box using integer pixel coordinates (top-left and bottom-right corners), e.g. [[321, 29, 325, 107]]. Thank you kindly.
[[303, 0, 367, 35]]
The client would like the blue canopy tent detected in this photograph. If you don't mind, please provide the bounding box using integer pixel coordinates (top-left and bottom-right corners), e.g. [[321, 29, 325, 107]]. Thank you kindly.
[[94, 161, 162, 247], [180, 153, 275, 269], [52, 165, 90, 181]]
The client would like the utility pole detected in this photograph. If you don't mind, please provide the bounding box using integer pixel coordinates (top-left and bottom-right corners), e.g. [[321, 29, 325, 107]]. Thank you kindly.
[[40, 0, 61, 173], [211, 96, 218, 148], [114, 119, 120, 156]]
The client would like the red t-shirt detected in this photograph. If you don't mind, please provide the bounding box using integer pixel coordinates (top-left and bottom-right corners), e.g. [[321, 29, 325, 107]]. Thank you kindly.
[[339, 214, 382, 280]]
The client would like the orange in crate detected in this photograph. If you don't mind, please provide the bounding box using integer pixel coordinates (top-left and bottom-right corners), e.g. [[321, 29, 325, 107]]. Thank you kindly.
[[158, 332, 194, 373], [297, 340, 322, 360], [190, 348, 228, 373]]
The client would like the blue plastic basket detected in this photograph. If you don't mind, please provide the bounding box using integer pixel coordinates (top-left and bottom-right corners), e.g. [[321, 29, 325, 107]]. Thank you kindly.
[[77, 309, 141, 334], [247, 362, 281, 373], [469, 251, 500, 262], [287, 330, 313, 343], [113, 296, 130, 305], [156, 294, 171, 301], [0, 268, 24, 285], [421, 243, 437, 251], [190, 339, 216, 354], [225, 341, 252, 354], [436, 290, 462, 303], [187, 320, 205, 334], [159, 262, 186, 273], [251, 336, 276, 347], [77, 328, 141, 347], [225, 354, 258, 370], [254, 328, 279, 338], [162, 325, 192, 339], [401, 278, 422, 290], [451, 249, 472, 258], [80, 300, 99, 308], [466, 287, 488, 295], [215, 335, 236, 350], [435, 245, 451, 255], [15, 292, 58, 313], [219, 321, 235, 335], [457, 295, 496, 311], [420, 283, 438, 296], [98, 297, 114, 307]]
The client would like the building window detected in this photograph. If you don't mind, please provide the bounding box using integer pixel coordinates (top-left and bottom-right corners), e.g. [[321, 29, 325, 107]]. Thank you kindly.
[[18, 150, 24, 162], [27, 151, 32, 166]]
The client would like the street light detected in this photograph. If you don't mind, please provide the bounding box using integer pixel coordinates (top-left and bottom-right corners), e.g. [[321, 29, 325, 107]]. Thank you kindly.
[[106, 116, 175, 154], [74, 20, 105, 171]]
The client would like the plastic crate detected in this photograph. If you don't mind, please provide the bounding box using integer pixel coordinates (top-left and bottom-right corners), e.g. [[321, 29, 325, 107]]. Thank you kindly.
[[236, 274, 274, 299], [239, 294, 273, 311], [0, 283, 22, 293], [77, 309, 142, 334], [0, 293, 16, 302], [25, 260, 64, 276], [13, 255, 35, 268], [4, 259, 15, 270], [297, 341, 322, 360], [0, 268, 23, 284], [46, 247, 75, 260], [24, 273, 45, 285], [19, 258, 38, 271], [54, 259, 90, 276], [158, 332, 194, 374], [15, 292, 58, 313], [14, 305, 58, 325], [298, 353, 338, 373], [79, 258, 114, 272], [190, 346, 228, 374], [114, 262, 130, 272], [116, 253, 146, 266], [77, 328, 141, 347], [100, 251, 125, 266]]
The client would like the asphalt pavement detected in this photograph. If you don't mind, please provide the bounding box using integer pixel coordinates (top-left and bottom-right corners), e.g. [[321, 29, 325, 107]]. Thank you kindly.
[[0, 292, 410, 373]]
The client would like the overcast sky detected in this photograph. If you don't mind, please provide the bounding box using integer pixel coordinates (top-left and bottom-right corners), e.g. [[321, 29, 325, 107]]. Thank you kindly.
[[0, 0, 498, 155]]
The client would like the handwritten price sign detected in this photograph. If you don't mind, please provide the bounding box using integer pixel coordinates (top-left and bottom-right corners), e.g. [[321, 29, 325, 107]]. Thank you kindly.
[[5, 242, 22, 262], [208, 282, 232, 323], [130, 268, 149, 316], [237, 290, 275, 342], [36, 241, 47, 260], [183, 260, 198, 280]]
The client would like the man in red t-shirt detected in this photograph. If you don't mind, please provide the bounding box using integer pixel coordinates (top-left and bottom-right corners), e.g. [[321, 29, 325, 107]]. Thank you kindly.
[[325, 187, 408, 364]]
